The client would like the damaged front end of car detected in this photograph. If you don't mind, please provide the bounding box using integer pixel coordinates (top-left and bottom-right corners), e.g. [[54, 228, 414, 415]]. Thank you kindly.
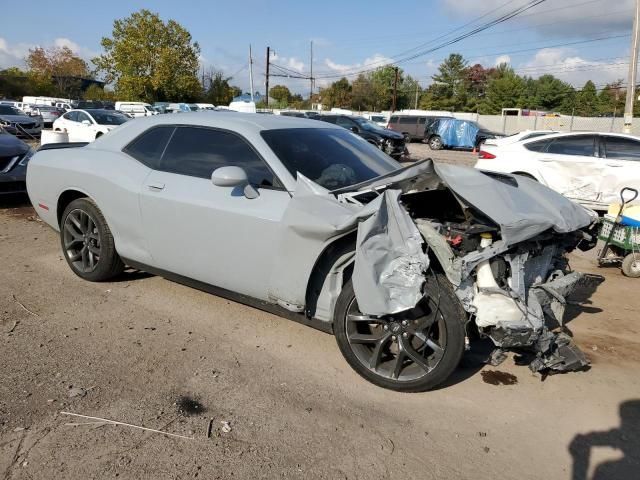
[[333, 159, 601, 375]]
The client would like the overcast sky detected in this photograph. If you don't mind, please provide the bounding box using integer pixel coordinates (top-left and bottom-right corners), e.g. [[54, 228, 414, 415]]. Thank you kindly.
[[0, 0, 634, 95]]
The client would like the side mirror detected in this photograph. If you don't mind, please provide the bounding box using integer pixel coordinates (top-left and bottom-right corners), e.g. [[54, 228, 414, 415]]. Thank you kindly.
[[350, 126, 359, 133], [81, 120, 91, 126], [211, 166, 258, 199]]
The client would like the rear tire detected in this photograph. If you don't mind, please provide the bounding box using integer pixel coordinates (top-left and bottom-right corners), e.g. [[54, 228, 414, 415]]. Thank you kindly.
[[60, 198, 124, 282], [428, 136, 443, 150], [333, 274, 466, 392], [403, 133, 411, 144]]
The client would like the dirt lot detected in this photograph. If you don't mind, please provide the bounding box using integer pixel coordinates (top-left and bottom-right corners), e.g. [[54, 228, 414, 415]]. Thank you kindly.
[[1, 148, 639, 479]]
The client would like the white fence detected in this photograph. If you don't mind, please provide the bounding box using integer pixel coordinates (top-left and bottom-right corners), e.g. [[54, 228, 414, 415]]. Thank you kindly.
[[468, 114, 640, 136]]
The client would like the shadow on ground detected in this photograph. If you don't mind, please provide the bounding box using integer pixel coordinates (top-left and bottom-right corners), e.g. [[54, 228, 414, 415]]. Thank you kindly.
[[570, 399, 640, 479]]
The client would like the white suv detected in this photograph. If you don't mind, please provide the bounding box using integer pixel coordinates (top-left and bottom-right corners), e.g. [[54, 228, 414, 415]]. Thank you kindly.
[[475, 131, 640, 211]]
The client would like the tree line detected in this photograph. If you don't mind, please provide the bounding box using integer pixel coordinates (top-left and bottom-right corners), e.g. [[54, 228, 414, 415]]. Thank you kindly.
[[0, 10, 245, 105], [1, 11, 637, 116], [318, 53, 638, 117]]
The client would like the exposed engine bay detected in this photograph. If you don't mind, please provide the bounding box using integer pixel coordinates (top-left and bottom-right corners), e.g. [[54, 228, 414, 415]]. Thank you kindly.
[[330, 160, 601, 374]]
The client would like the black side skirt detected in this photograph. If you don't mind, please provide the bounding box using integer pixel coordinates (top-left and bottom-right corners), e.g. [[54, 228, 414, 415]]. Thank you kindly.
[[121, 258, 333, 335]]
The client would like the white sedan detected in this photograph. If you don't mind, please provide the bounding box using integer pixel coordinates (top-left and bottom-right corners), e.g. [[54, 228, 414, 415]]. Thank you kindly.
[[475, 131, 640, 211], [53, 109, 129, 142]]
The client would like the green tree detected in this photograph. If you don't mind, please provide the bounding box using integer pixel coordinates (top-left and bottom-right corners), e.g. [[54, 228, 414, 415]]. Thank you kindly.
[[429, 53, 469, 111], [0, 68, 31, 98], [574, 80, 599, 117], [269, 85, 292, 106], [529, 74, 574, 112], [204, 70, 239, 106], [319, 77, 352, 109], [400, 75, 422, 110], [351, 74, 375, 111], [93, 9, 201, 102], [83, 83, 115, 101], [480, 63, 524, 114], [597, 81, 625, 116]]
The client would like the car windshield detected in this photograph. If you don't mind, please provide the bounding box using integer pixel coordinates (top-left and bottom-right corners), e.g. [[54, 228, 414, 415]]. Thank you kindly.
[[261, 128, 401, 190], [87, 110, 129, 125], [352, 117, 387, 132], [0, 106, 22, 115], [38, 107, 57, 111], [370, 116, 386, 123]]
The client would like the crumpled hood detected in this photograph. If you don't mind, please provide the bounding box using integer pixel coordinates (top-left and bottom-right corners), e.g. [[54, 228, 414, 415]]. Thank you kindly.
[[379, 129, 404, 140], [433, 163, 594, 245], [0, 134, 29, 156], [337, 159, 594, 246]]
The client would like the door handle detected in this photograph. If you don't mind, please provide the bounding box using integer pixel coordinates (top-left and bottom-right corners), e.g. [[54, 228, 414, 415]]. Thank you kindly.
[[538, 158, 554, 162], [606, 163, 623, 167], [147, 182, 165, 191]]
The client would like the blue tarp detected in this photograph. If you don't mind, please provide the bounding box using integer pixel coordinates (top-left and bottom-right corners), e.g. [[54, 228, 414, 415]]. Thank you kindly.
[[437, 119, 479, 148]]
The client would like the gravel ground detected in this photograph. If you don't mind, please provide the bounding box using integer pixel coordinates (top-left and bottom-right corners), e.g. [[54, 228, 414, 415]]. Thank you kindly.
[[1, 160, 639, 479], [405, 142, 477, 166]]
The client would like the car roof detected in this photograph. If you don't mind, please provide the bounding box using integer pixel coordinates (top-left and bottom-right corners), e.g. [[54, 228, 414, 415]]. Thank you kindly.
[[83, 111, 344, 150], [520, 130, 640, 144]]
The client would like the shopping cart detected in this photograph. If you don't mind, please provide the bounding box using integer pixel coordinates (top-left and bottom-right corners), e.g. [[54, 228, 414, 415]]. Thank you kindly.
[[597, 187, 640, 278]]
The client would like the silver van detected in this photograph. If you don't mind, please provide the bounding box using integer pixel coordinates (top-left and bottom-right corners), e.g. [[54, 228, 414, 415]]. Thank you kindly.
[[387, 115, 452, 142]]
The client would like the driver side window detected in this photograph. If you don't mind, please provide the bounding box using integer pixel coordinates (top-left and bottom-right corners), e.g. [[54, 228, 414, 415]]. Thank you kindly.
[[76, 112, 91, 123], [336, 117, 355, 129], [64, 111, 78, 122], [159, 126, 282, 188]]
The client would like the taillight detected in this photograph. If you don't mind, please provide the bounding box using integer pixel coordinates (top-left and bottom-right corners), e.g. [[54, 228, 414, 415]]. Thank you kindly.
[[478, 150, 496, 159]]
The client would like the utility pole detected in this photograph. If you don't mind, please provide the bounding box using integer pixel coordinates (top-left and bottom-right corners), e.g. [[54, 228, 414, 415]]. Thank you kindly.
[[265, 46, 270, 108], [249, 44, 255, 103], [391, 67, 399, 112], [623, 0, 640, 133], [414, 83, 419, 110], [309, 41, 314, 103]]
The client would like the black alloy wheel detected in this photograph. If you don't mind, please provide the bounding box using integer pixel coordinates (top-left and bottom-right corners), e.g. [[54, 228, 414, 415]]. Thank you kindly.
[[334, 274, 465, 392], [60, 198, 124, 281]]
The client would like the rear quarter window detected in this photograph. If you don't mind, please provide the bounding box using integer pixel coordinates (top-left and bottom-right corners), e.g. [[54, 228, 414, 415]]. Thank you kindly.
[[524, 139, 552, 152], [123, 126, 175, 169]]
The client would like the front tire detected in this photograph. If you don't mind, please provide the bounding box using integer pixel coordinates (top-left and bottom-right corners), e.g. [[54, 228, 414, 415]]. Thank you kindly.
[[60, 198, 124, 282], [334, 274, 465, 392], [428, 135, 443, 150]]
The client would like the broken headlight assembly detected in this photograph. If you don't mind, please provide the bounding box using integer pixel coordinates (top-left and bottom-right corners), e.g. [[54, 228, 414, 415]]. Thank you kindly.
[[18, 147, 36, 166]]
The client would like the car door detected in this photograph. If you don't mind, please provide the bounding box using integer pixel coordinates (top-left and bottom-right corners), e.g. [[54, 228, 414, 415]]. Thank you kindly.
[[532, 134, 603, 203], [600, 135, 640, 204], [139, 125, 290, 301], [335, 116, 357, 132], [70, 111, 96, 142], [58, 111, 77, 134]]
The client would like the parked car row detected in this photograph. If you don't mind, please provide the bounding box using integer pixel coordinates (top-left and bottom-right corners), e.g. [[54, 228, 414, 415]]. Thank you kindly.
[[386, 114, 502, 150], [0, 104, 43, 138]]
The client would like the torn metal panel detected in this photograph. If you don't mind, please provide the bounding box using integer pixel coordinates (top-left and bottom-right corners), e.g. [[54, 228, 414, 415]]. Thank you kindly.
[[352, 189, 428, 316], [269, 174, 428, 317], [535, 158, 640, 207], [414, 219, 460, 285]]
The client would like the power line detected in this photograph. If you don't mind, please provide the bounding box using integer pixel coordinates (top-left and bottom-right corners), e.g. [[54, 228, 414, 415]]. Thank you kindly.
[[312, 0, 548, 78]]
